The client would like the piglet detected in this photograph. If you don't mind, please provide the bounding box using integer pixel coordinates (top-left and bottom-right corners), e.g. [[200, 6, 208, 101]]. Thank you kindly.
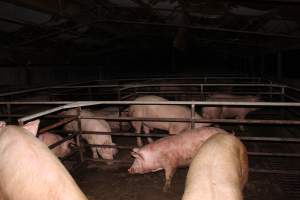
[[0, 120, 88, 200], [38, 132, 75, 157], [128, 127, 229, 192], [182, 133, 248, 200]]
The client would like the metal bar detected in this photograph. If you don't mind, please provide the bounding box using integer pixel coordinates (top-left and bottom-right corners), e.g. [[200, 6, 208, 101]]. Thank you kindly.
[[44, 100, 300, 107], [69, 116, 300, 125], [135, 91, 282, 96], [285, 94, 300, 102], [240, 136, 300, 142], [249, 169, 300, 175], [191, 104, 195, 128], [76, 107, 84, 163], [96, 19, 300, 39], [48, 133, 77, 149], [0, 101, 71, 105], [38, 117, 77, 134], [83, 143, 300, 158], [53, 130, 169, 138], [54, 130, 300, 143], [18, 100, 300, 123], [248, 152, 300, 157], [51, 83, 282, 89], [6, 103, 11, 123]]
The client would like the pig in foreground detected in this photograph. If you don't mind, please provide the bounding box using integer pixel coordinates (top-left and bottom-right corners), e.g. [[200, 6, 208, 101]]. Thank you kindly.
[[202, 94, 260, 130], [182, 133, 248, 200], [128, 95, 210, 146], [93, 106, 130, 131], [62, 109, 118, 161], [38, 132, 75, 158], [0, 120, 88, 200], [128, 127, 228, 192]]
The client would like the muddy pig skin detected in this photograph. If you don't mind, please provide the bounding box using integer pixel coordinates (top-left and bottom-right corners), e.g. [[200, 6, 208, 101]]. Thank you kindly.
[[128, 95, 210, 146], [38, 132, 75, 157], [128, 127, 229, 192], [0, 120, 88, 200], [202, 94, 260, 130], [182, 133, 248, 200], [62, 109, 118, 161]]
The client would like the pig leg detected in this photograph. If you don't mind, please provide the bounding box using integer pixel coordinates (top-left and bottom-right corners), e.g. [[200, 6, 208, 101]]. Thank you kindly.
[[236, 115, 246, 131], [143, 125, 153, 143], [163, 166, 176, 192], [92, 147, 99, 159], [132, 121, 143, 147]]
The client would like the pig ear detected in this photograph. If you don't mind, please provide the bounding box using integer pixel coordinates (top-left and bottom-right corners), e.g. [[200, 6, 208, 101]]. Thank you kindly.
[[131, 148, 144, 160], [0, 121, 6, 128], [23, 120, 40, 136]]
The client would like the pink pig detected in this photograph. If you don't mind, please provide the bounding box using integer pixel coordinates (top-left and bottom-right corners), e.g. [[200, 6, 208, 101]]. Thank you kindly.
[[128, 127, 229, 192], [0, 120, 88, 200], [182, 133, 248, 200], [38, 132, 75, 158], [202, 94, 260, 130], [62, 109, 118, 161], [93, 106, 130, 131], [128, 95, 210, 146]]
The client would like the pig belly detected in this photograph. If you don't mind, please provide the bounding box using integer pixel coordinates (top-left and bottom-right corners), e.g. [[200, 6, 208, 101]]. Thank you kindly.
[[221, 107, 248, 119], [143, 121, 188, 133], [182, 134, 248, 200]]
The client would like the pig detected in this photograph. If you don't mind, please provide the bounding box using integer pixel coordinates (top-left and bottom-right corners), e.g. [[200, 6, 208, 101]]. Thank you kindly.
[[181, 133, 248, 200], [128, 127, 229, 192], [202, 94, 260, 130], [38, 132, 75, 158], [62, 109, 118, 161], [128, 95, 210, 146], [0, 120, 88, 200], [93, 106, 130, 131]]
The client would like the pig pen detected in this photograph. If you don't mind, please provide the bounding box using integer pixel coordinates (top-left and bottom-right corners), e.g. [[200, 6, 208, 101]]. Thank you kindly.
[[1, 75, 300, 200]]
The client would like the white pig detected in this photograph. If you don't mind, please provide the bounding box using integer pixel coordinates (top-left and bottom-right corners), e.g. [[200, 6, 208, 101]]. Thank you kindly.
[[128, 127, 228, 192], [0, 120, 88, 200], [62, 109, 118, 161], [128, 95, 210, 146], [38, 132, 75, 158], [93, 106, 130, 131], [202, 94, 260, 130], [182, 133, 248, 200]]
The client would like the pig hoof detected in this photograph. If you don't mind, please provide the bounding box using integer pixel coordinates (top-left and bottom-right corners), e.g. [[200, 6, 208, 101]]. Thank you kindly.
[[163, 185, 170, 193]]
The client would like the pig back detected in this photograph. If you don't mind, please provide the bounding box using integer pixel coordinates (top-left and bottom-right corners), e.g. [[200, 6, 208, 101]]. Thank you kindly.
[[141, 127, 230, 167], [182, 133, 248, 200], [0, 126, 87, 200]]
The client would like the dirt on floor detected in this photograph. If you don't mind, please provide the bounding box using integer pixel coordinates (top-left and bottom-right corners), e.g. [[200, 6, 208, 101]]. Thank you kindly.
[[74, 164, 285, 200], [69, 124, 298, 200]]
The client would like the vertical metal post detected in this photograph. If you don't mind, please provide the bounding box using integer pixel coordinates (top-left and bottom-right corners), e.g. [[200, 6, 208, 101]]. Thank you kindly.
[[200, 84, 204, 101], [281, 87, 285, 119], [6, 104, 11, 123], [277, 51, 282, 81], [191, 104, 195, 128], [88, 87, 92, 100], [76, 107, 84, 163], [270, 81, 273, 101], [260, 54, 265, 77], [171, 47, 175, 73], [117, 87, 123, 131]]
